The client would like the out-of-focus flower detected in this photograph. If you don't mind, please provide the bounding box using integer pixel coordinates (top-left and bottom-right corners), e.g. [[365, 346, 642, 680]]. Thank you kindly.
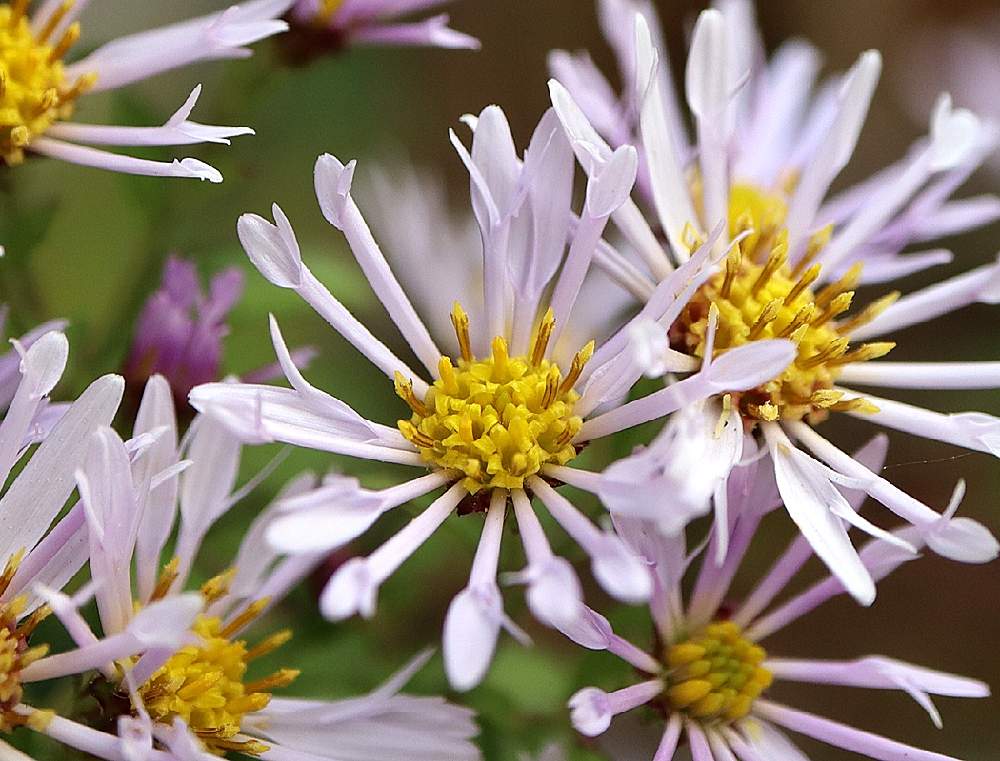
[[281, 0, 477, 62], [0, 0, 293, 181], [190, 105, 799, 690], [563, 437, 988, 760], [33, 375, 481, 761], [544, 0, 1000, 604], [124, 256, 244, 409], [898, 13, 1000, 177], [124, 256, 316, 413], [0, 330, 175, 748]]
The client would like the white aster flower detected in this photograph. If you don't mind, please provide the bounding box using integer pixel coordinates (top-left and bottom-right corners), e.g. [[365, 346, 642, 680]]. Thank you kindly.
[[544, 0, 1000, 604], [0, 330, 183, 749], [286, 0, 478, 52], [189, 104, 798, 690], [0, 0, 293, 180], [563, 437, 989, 761], [31, 374, 480, 761]]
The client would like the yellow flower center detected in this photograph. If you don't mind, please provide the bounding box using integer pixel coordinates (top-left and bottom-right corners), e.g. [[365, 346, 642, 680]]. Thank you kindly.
[[0, 0, 95, 165], [136, 569, 296, 756], [396, 304, 593, 494], [673, 184, 897, 422], [0, 552, 51, 732], [663, 620, 772, 724]]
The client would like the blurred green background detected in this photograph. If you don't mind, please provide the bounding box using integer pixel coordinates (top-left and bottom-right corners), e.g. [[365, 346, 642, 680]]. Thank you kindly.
[[1, 1, 998, 759]]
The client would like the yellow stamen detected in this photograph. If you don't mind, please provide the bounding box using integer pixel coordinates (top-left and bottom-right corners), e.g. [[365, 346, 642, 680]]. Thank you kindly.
[[450, 302, 472, 362], [151, 557, 181, 602], [219, 599, 270, 639], [530, 309, 555, 366], [394, 372, 429, 416]]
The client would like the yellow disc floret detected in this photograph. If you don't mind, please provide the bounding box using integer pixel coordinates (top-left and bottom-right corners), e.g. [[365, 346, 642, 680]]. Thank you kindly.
[[673, 184, 897, 422], [663, 620, 772, 724], [396, 304, 593, 493], [0, 0, 95, 164], [0, 552, 51, 732], [137, 572, 297, 756]]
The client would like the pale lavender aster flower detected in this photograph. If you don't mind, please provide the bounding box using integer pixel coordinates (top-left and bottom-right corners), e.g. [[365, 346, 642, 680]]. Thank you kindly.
[[1, 0, 293, 180], [34, 375, 480, 761], [124, 256, 244, 408], [562, 437, 988, 761], [543, 0, 1000, 605], [0, 331, 193, 747], [284, 0, 478, 58], [189, 105, 799, 690]]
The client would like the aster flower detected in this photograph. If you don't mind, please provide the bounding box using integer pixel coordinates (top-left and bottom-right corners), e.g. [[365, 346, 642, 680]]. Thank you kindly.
[[0, 0, 292, 180], [0, 331, 198, 749], [31, 374, 481, 761], [189, 105, 798, 690], [124, 256, 245, 410], [563, 437, 989, 760], [123, 256, 317, 415], [543, 0, 1000, 604], [283, 0, 478, 60]]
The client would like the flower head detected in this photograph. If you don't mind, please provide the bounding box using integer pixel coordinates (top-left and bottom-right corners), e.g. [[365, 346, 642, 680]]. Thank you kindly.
[[35, 375, 480, 761], [124, 256, 244, 410], [282, 0, 478, 61], [190, 105, 800, 690], [0, 0, 292, 180], [562, 440, 989, 760], [546, 0, 1000, 603]]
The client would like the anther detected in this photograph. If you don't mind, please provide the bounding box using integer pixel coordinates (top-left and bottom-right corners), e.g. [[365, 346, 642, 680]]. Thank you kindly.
[[829, 341, 895, 366], [747, 300, 781, 340], [9, 0, 29, 26], [37, 1, 74, 44], [777, 304, 815, 339], [151, 557, 180, 602], [246, 630, 293, 661], [49, 21, 80, 63], [200, 568, 236, 604], [244, 669, 300, 694], [530, 309, 555, 366], [815, 263, 863, 309], [450, 302, 473, 362], [719, 248, 742, 299], [837, 291, 900, 334], [798, 338, 850, 369], [750, 245, 788, 296], [394, 372, 429, 416], [0, 549, 25, 597], [790, 224, 833, 277], [558, 340, 594, 396], [220, 598, 270, 639], [811, 292, 854, 328], [783, 264, 821, 306]]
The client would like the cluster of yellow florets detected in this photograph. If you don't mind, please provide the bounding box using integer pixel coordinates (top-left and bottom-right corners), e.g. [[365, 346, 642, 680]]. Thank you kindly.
[[0, 1, 95, 164], [396, 305, 593, 493], [662, 620, 772, 724], [135, 568, 296, 756], [673, 184, 897, 422]]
